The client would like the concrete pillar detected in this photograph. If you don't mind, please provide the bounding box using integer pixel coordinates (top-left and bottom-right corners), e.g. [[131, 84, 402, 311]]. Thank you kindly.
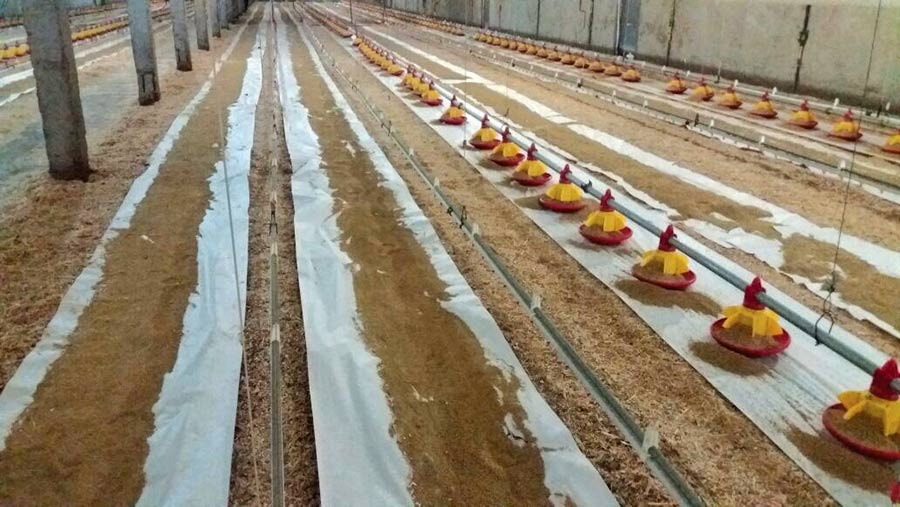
[[194, 0, 210, 49], [170, 0, 192, 70], [22, 0, 90, 180], [210, 0, 221, 38], [126, 0, 160, 105], [217, 0, 229, 30]]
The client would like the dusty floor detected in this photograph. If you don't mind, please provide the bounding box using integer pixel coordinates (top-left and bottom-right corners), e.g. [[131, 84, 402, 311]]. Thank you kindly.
[[305, 15, 835, 506], [0, 12, 261, 506]]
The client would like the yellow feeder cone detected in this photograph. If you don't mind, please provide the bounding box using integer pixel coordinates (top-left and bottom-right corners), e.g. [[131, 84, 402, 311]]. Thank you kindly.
[[518, 42, 529, 53], [788, 99, 818, 129], [710, 277, 791, 357], [538, 165, 586, 212], [632, 225, 696, 290], [469, 115, 501, 150], [421, 83, 443, 106], [588, 60, 606, 73], [883, 129, 900, 154], [665, 72, 687, 94], [690, 78, 715, 101], [414, 75, 431, 97], [511, 144, 552, 186], [440, 96, 466, 124], [750, 91, 778, 119], [621, 66, 641, 82], [537, 45, 549, 58], [579, 189, 632, 245], [489, 127, 525, 166], [526, 44, 538, 55], [824, 358, 900, 460], [561, 52, 575, 65], [829, 109, 863, 141], [718, 85, 742, 109], [604, 64, 622, 77], [387, 58, 404, 76]]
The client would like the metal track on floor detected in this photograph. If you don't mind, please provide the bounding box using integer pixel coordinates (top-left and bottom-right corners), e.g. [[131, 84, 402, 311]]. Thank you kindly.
[[296, 13, 705, 507]]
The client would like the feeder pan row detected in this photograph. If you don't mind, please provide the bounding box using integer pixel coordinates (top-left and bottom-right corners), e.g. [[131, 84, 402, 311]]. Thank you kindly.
[[475, 31, 894, 151], [365, 35, 900, 465]]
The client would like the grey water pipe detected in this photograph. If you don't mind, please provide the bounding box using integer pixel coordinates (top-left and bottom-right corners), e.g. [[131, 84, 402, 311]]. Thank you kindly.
[[356, 31, 894, 390]]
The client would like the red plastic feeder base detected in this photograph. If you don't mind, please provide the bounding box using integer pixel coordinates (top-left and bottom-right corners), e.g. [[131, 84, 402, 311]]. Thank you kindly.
[[789, 120, 818, 130], [579, 225, 633, 245], [721, 102, 742, 110], [883, 145, 900, 155], [622, 77, 641, 83], [490, 153, 525, 167], [440, 116, 467, 125], [631, 264, 697, 290], [391, 69, 405, 77], [422, 98, 443, 106], [709, 319, 791, 357], [512, 172, 552, 186], [666, 88, 687, 95], [823, 404, 900, 461], [470, 139, 501, 150], [538, 195, 586, 213], [829, 131, 863, 142], [750, 110, 778, 119]]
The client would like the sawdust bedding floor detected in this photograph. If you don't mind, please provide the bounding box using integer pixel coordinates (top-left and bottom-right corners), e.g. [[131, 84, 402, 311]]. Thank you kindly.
[[0, 12, 262, 506]]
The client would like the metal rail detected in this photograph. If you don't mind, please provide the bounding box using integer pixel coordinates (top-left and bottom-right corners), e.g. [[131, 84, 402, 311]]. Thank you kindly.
[[267, 2, 285, 505], [295, 14, 705, 506]]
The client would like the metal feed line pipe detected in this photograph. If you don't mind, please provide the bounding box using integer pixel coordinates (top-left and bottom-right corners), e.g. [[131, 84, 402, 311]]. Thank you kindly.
[[352, 29, 895, 391]]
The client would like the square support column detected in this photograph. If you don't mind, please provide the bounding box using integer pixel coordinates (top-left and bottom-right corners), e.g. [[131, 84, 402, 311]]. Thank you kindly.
[[194, 0, 210, 49], [170, 0, 192, 70], [218, 0, 229, 30], [126, 0, 160, 105], [210, 0, 221, 37], [22, 0, 91, 180]]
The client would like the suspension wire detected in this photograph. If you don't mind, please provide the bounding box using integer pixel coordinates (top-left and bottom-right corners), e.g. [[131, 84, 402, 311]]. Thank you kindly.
[[814, 0, 883, 344]]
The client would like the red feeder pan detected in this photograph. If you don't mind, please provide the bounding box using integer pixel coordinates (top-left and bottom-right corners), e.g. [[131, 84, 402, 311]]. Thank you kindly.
[[710, 319, 791, 357], [512, 171, 551, 186], [471, 138, 501, 150], [422, 97, 443, 106], [631, 265, 697, 290], [579, 225, 633, 245], [823, 404, 900, 461], [750, 109, 778, 119], [884, 143, 900, 155], [539, 195, 586, 212], [441, 115, 466, 125], [829, 131, 863, 142], [492, 153, 525, 167]]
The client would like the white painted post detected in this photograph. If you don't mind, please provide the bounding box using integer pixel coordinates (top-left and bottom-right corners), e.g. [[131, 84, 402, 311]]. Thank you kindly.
[[126, 0, 160, 105], [22, 0, 91, 180], [194, 0, 210, 50]]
